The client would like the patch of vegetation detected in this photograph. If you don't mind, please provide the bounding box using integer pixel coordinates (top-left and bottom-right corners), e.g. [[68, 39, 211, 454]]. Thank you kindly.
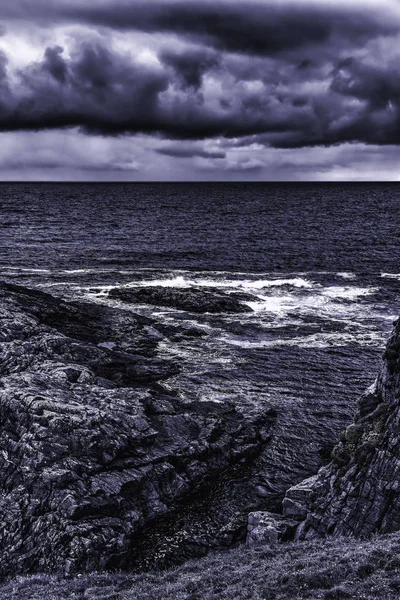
[[3, 531, 400, 599]]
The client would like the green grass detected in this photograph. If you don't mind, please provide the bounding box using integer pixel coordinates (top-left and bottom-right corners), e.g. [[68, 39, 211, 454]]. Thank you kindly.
[[3, 531, 400, 599]]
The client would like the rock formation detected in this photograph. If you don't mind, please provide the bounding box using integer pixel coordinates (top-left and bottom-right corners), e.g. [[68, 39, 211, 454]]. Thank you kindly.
[[0, 282, 275, 579], [283, 317, 400, 539], [108, 286, 253, 314], [246, 512, 279, 547], [0, 280, 377, 579]]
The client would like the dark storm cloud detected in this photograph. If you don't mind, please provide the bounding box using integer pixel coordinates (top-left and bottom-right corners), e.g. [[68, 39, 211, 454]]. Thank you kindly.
[[160, 48, 220, 90], [156, 143, 226, 159], [1, 36, 400, 149], [43, 46, 68, 83], [0, 51, 8, 81], [1, 1, 397, 57], [0, 42, 169, 134], [1, 1, 400, 150], [0, 40, 295, 138], [331, 57, 400, 111]]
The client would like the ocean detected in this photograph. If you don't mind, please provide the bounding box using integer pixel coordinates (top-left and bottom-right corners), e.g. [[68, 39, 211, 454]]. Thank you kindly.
[[1, 181, 400, 493]]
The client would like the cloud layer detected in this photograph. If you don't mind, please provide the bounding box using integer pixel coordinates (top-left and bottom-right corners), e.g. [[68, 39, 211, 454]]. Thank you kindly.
[[0, 1, 399, 179]]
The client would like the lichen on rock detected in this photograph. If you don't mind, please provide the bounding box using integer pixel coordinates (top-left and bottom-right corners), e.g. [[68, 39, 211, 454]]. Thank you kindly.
[[283, 317, 400, 539]]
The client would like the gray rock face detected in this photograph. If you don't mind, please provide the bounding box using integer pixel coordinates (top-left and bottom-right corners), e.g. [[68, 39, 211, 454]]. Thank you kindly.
[[291, 317, 400, 539], [282, 475, 320, 523], [246, 512, 279, 547], [0, 283, 275, 578], [108, 286, 253, 314]]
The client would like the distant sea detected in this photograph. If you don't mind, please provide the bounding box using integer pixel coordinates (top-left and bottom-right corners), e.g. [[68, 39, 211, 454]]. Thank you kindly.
[[1, 182, 399, 487]]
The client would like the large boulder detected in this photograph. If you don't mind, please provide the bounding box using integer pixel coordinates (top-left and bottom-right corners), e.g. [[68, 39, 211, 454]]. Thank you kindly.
[[246, 512, 279, 547], [108, 286, 253, 314]]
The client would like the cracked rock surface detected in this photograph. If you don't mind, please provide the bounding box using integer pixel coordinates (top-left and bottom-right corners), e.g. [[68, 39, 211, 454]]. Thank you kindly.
[[285, 317, 400, 539], [0, 282, 276, 579]]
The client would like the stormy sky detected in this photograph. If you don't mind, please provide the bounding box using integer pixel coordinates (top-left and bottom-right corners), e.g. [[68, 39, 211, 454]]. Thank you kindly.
[[0, 0, 400, 180]]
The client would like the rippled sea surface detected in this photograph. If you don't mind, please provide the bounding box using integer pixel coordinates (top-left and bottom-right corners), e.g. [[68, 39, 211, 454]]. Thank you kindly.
[[1, 182, 400, 491]]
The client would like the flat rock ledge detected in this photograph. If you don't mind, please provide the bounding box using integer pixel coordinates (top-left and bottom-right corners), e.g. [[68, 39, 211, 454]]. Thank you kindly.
[[108, 286, 253, 314], [0, 282, 275, 579]]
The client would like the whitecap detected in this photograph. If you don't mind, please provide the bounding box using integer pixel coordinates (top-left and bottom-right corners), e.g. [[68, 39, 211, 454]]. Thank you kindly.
[[321, 286, 375, 300], [221, 330, 385, 349], [244, 295, 299, 315], [242, 277, 314, 289], [117, 275, 315, 292], [133, 275, 195, 288], [2, 268, 52, 273]]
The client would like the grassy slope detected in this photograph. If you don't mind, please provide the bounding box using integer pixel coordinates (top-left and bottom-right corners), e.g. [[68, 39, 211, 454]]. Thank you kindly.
[[3, 532, 400, 600]]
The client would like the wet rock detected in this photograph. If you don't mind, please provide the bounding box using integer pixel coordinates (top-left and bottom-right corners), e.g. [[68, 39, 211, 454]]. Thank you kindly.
[[0, 282, 275, 579], [290, 317, 400, 539], [282, 475, 319, 522], [108, 286, 253, 314]]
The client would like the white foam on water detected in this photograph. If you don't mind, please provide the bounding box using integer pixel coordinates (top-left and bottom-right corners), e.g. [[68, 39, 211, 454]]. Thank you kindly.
[[382, 273, 400, 280], [70, 273, 381, 343], [241, 278, 314, 290], [336, 272, 357, 280], [138, 275, 194, 288], [244, 291, 352, 317], [188, 277, 314, 290], [321, 286, 375, 300], [82, 286, 117, 296], [244, 295, 299, 315], [116, 274, 315, 290], [0, 268, 52, 273], [62, 269, 103, 275], [244, 290, 380, 329], [221, 330, 385, 349]]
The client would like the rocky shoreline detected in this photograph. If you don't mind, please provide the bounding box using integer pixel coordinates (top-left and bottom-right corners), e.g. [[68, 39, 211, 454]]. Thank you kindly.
[[0, 282, 276, 578], [286, 316, 400, 540], [0, 281, 391, 581], [251, 316, 400, 546]]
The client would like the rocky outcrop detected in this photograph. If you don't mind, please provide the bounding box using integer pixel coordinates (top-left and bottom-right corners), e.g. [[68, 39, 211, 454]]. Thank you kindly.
[[108, 286, 253, 313], [246, 512, 279, 547], [285, 317, 400, 539], [0, 282, 275, 579]]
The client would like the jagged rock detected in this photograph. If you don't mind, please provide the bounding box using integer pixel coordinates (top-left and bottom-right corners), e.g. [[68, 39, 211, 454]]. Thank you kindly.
[[0, 282, 275, 579], [282, 475, 320, 522], [246, 512, 279, 547], [108, 286, 253, 314], [289, 318, 400, 539]]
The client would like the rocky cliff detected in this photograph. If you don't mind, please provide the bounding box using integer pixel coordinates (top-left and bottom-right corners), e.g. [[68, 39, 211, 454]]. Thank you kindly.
[[284, 317, 400, 539], [0, 281, 374, 580], [0, 282, 276, 579]]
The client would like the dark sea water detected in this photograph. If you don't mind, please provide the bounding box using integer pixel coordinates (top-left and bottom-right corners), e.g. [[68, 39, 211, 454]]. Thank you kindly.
[[1, 182, 400, 494]]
